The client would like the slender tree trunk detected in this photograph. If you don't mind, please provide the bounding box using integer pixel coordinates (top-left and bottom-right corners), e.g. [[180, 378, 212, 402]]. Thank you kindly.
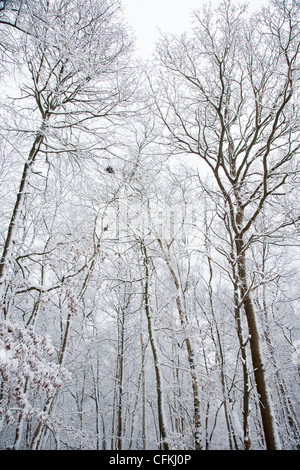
[[0, 121, 48, 294], [229, 250, 252, 450], [93, 356, 107, 450], [140, 321, 147, 450], [234, 279, 251, 450], [156, 238, 201, 449], [30, 310, 72, 450], [141, 242, 169, 450], [205, 248, 239, 450], [236, 240, 281, 450], [175, 295, 202, 449], [13, 378, 30, 449], [116, 308, 125, 450], [128, 321, 147, 450], [255, 242, 300, 447]]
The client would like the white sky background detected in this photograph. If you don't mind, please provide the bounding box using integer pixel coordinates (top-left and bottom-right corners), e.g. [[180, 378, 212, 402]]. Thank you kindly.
[[122, 0, 269, 58]]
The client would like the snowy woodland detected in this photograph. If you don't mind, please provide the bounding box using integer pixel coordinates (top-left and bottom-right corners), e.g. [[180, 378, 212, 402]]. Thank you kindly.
[[0, 0, 299, 451]]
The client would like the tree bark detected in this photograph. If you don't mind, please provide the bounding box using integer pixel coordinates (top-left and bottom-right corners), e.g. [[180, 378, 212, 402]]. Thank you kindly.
[[0, 129, 46, 289], [141, 242, 169, 450], [156, 238, 202, 449], [236, 240, 281, 450]]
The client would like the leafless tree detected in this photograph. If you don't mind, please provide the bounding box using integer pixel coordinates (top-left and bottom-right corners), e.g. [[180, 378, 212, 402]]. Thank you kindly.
[[152, 0, 300, 449]]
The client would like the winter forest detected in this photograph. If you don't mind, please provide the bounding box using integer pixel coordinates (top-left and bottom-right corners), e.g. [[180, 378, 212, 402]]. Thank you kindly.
[[0, 0, 299, 451]]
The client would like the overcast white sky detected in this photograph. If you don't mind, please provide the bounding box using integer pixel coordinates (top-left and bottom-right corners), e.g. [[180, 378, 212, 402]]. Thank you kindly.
[[122, 0, 269, 58]]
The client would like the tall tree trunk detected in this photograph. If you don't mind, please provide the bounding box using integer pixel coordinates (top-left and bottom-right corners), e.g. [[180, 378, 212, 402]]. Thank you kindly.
[[255, 241, 300, 447], [236, 240, 281, 450], [156, 238, 202, 449], [116, 307, 125, 450], [140, 321, 147, 450], [205, 247, 239, 450], [0, 122, 48, 297], [141, 242, 169, 450], [234, 278, 251, 450]]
